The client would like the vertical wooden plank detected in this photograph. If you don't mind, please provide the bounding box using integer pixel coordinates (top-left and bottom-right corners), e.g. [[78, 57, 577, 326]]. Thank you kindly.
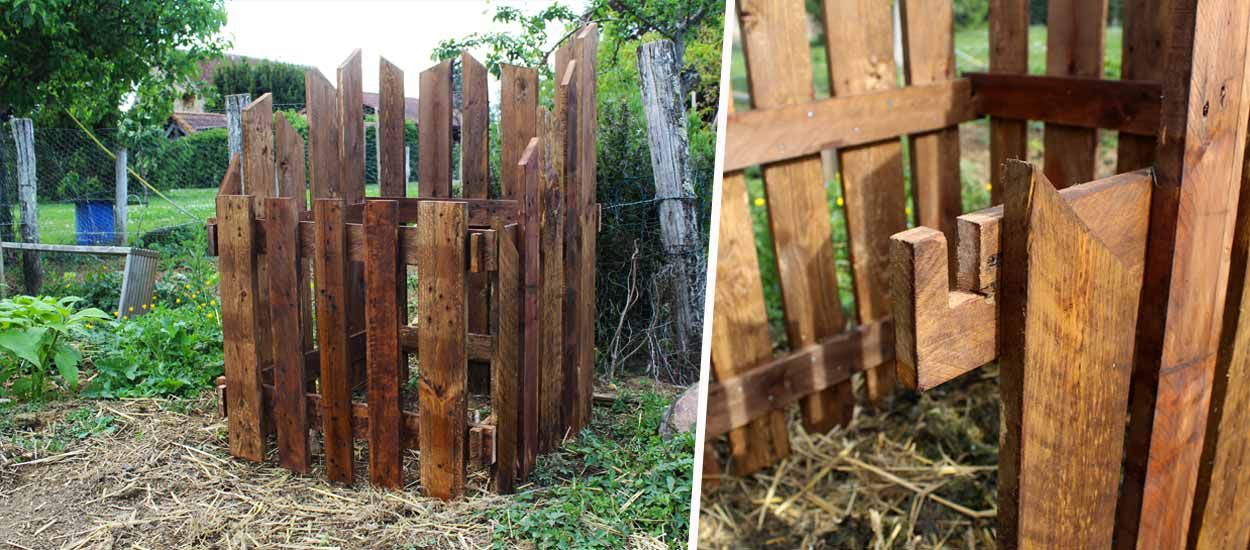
[[900, 0, 963, 244], [501, 65, 539, 199], [709, 111, 792, 475], [1000, 162, 1141, 549], [313, 198, 354, 484], [517, 138, 542, 475], [274, 115, 314, 355], [217, 194, 265, 462], [740, 0, 852, 433], [265, 195, 308, 473], [822, 0, 905, 405], [493, 223, 521, 492], [558, 60, 586, 432], [242, 94, 276, 396], [419, 61, 453, 198], [379, 57, 407, 197], [306, 70, 341, 199], [538, 108, 566, 450], [1041, 0, 1107, 188], [338, 49, 364, 204], [10, 118, 40, 295], [575, 26, 599, 428], [365, 200, 403, 489], [462, 53, 490, 198], [1118, 0, 1250, 547], [988, 0, 1029, 205], [417, 200, 468, 500], [1116, 0, 1167, 172]]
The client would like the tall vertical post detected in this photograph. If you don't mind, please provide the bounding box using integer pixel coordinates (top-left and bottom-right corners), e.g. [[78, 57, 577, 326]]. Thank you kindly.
[[114, 147, 127, 245], [10, 118, 39, 295], [226, 94, 251, 160]]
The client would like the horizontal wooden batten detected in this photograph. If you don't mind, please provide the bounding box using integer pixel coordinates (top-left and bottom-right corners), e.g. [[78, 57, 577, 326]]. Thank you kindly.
[[724, 80, 977, 171], [703, 320, 894, 438], [968, 72, 1162, 136]]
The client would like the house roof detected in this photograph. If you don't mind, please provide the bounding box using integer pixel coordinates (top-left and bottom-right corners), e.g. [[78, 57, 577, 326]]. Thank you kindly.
[[361, 91, 420, 122], [168, 112, 228, 134]]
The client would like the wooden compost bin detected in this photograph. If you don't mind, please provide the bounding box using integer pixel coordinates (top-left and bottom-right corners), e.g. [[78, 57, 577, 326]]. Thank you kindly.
[[209, 24, 601, 501], [710, 1, 1250, 548]]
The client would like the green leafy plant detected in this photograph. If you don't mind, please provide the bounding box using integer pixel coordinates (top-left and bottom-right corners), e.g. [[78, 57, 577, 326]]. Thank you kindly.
[[0, 296, 110, 401], [85, 303, 223, 399]]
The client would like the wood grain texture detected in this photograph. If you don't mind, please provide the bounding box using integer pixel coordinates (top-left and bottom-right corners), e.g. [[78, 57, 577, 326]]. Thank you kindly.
[[461, 53, 489, 198], [988, 0, 1029, 205], [275, 114, 308, 210], [1120, 1, 1250, 547], [365, 200, 403, 488], [1116, 0, 1167, 172], [558, 61, 587, 432], [265, 196, 309, 473], [970, 73, 1162, 136], [217, 154, 243, 196], [313, 199, 354, 483], [218, 195, 265, 462], [823, 0, 906, 405], [538, 108, 565, 451], [739, 0, 852, 434], [574, 24, 598, 430], [378, 57, 407, 198], [709, 133, 791, 475], [492, 224, 520, 492], [1042, 0, 1107, 188], [337, 50, 364, 204], [517, 139, 542, 475], [419, 61, 453, 198], [500, 65, 538, 200], [900, 0, 963, 258], [242, 94, 275, 214], [724, 80, 977, 172], [1002, 162, 1141, 550], [305, 70, 341, 199], [416, 200, 468, 500]]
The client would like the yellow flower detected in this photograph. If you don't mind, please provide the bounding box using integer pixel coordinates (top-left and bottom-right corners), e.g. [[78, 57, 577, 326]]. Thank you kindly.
[[122, 316, 129, 321], [210, 300, 217, 307], [986, 181, 993, 192], [836, 196, 844, 207], [185, 284, 191, 290], [84, 323, 92, 329], [753, 197, 765, 208], [128, 306, 134, 312], [905, 206, 913, 216], [176, 298, 181, 304], [208, 312, 216, 320], [141, 303, 148, 310], [114, 310, 120, 316]]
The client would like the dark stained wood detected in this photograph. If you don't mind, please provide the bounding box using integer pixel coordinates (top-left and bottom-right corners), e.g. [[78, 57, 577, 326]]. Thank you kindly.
[[419, 61, 453, 198], [988, 0, 1029, 206], [265, 196, 309, 473], [274, 116, 314, 353], [1120, 1, 1250, 547], [574, 25, 598, 428], [558, 59, 586, 433], [313, 198, 354, 483], [217, 194, 265, 462], [501, 65, 538, 199], [1042, 0, 1107, 188], [1116, 0, 1166, 172], [493, 223, 520, 492], [305, 69, 341, 199], [461, 53, 489, 198], [337, 49, 365, 204], [517, 138, 542, 474], [378, 57, 407, 197], [365, 200, 403, 489], [969, 73, 1162, 136], [823, 0, 905, 405], [739, 0, 853, 434], [417, 200, 468, 500], [705, 320, 893, 438], [537, 108, 566, 451]]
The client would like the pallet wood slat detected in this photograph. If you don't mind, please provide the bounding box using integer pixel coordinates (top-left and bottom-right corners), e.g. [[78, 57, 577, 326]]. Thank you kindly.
[[493, 223, 521, 492], [338, 50, 365, 204], [242, 94, 276, 385], [1041, 0, 1107, 188], [417, 200, 468, 500], [538, 106, 567, 450], [970, 73, 1162, 136], [378, 57, 407, 198], [306, 70, 341, 199], [463, 53, 492, 395], [419, 61, 453, 198], [218, 195, 265, 462], [822, 0, 904, 404], [558, 57, 586, 433], [739, 0, 853, 435], [518, 138, 542, 474], [313, 198, 354, 483], [988, 0, 1029, 205], [365, 200, 403, 488], [265, 196, 309, 473], [1116, 0, 1167, 172], [501, 65, 538, 200], [574, 26, 598, 429]]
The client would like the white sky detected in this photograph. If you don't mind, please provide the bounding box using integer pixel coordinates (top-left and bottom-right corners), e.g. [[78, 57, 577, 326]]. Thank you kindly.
[[218, 0, 589, 101]]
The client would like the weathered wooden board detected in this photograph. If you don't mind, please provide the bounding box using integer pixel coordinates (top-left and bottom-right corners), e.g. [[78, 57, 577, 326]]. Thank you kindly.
[[1002, 163, 1141, 549], [1116, 0, 1166, 172], [823, 0, 905, 404], [419, 61, 453, 198], [900, 0, 963, 256], [709, 111, 791, 475], [493, 223, 521, 492], [739, 0, 852, 433], [969, 73, 1161, 136], [988, 0, 1029, 205], [501, 65, 538, 200], [538, 108, 566, 451], [417, 200, 468, 500], [558, 61, 587, 432], [462, 53, 489, 198], [574, 26, 598, 428], [265, 196, 309, 473], [313, 199, 354, 483], [218, 195, 265, 462], [242, 93, 275, 214], [305, 69, 341, 199], [338, 50, 365, 204], [1042, 0, 1107, 188], [378, 57, 407, 197], [365, 200, 403, 489], [273, 121, 314, 354], [517, 138, 542, 475]]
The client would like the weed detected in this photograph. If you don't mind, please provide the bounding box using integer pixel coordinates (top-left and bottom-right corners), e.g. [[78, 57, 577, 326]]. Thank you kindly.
[[0, 296, 111, 401]]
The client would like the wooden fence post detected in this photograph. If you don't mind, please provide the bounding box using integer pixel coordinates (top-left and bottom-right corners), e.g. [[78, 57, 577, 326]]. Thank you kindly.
[[493, 223, 521, 492], [365, 199, 403, 489], [114, 147, 127, 245], [10, 118, 39, 295], [217, 193, 265, 462], [462, 52, 492, 395], [226, 94, 251, 160], [313, 198, 354, 484]]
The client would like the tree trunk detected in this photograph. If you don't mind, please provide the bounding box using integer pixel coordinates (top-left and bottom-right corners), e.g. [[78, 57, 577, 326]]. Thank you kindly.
[[637, 40, 702, 358], [10, 118, 39, 295]]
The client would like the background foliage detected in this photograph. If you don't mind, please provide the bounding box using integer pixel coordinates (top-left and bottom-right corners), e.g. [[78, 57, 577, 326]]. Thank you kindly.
[[204, 59, 307, 112]]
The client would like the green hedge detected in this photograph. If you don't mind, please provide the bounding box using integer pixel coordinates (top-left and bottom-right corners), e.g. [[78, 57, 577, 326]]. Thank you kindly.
[[132, 127, 228, 190]]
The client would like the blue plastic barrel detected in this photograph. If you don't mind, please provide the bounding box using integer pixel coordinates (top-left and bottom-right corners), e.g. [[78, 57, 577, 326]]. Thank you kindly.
[[75, 200, 116, 245]]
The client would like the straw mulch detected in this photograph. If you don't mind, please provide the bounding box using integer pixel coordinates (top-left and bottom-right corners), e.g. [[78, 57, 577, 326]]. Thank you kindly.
[[699, 367, 1001, 549], [0, 394, 670, 550]]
